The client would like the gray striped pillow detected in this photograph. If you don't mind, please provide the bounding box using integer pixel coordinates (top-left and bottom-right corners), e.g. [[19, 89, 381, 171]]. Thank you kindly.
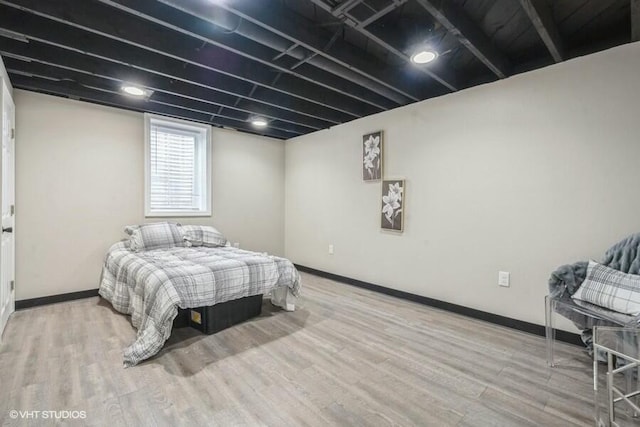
[[572, 260, 640, 315]]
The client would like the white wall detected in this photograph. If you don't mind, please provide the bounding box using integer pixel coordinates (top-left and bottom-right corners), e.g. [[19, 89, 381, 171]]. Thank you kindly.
[[285, 42, 640, 327], [15, 90, 284, 300]]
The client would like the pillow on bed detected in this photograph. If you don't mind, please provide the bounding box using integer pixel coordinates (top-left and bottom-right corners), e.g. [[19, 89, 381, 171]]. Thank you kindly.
[[181, 225, 227, 247], [572, 260, 640, 315], [129, 222, 185, 251]]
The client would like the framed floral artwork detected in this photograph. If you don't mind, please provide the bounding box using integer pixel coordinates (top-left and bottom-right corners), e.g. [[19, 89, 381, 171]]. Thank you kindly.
[[363, 131, 382, 181], [381, 180, 404, 232]]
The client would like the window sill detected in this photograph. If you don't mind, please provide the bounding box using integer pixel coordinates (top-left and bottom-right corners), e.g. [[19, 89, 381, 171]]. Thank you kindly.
[[145, 211, 212, 218]]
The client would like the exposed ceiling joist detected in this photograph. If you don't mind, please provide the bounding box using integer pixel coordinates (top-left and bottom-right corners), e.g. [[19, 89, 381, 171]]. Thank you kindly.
[[357, 0, 410, 29], [333, 0, 364, 16], [307, 0, 458, 92], [633, 0, 640, 42], [0, 39, 328, 131], [518, 0, 565, 62], [0, 0, 631, 141], [99, 0, 405, 109], [0, 7, 377, 129], [0, 20, 353, 129], [159, 0, 434, 102], [9, 73, 294, 139], [414, 0, 511, 79], [0, 0, 381, 118], [0, 46, 344, 135], [3, 57, 314, 135]]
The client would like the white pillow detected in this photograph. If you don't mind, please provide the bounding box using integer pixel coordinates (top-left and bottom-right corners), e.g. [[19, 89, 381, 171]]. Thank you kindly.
[[572, 260, 640, 316], [129, 222, 184, 252], [181, 225, 227, 247]]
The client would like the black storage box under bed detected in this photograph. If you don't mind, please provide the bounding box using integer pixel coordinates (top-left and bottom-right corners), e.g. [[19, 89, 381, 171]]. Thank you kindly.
[[173, 294, 263, 335]]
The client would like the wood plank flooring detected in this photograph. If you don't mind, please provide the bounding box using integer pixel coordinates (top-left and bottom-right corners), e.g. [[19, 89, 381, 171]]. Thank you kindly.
[[0, 272, 594, 426]]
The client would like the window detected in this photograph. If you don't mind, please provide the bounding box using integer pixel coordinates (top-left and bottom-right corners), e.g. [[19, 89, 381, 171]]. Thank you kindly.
[[145, 114, 211, 217]]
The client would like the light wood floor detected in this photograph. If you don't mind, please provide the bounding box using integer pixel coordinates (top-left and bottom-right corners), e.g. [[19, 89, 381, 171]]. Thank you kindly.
[[0, 272, 593, 426]]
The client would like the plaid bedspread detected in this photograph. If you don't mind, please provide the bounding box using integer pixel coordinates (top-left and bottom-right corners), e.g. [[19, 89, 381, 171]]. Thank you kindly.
[[99, 242, 301, 367]]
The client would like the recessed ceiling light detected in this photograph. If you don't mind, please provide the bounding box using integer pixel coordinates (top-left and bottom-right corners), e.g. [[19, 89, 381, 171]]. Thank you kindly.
[[251, 117, 268, 128], [121, 85, 146, 96], [411, 50, 438, 64]]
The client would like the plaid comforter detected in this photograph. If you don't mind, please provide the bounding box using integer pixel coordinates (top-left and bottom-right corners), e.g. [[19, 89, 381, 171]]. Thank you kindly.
[[99, 241, 301, 367]]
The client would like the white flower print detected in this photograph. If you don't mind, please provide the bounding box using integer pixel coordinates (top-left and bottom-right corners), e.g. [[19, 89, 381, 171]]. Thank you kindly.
[[363, 152, 375, 169], [388, 182, 402, 201], [381, 180, 404, 230], [382, 185, 401, 226], [363, 133, 381, 180], [364, 135, 380, 157]]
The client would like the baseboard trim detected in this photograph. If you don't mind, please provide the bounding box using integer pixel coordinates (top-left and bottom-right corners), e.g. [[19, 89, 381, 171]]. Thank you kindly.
[[295, 264, 583, 347], [15, 289, 100, 310]]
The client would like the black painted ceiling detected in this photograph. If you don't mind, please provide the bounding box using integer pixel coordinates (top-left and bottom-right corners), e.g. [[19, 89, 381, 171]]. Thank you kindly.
[[0, 0, 635, 140]]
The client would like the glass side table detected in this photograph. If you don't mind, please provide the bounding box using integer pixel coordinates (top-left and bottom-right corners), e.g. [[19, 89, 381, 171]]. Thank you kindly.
[[545, 295, 638, 367], [594, 326, 640, 426]]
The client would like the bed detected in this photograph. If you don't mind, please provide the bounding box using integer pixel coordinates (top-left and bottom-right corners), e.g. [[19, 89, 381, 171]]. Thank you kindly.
[[98, 222, 301, 367]]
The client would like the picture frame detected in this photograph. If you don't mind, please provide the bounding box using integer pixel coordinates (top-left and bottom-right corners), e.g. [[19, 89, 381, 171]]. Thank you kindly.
[[363, 131, 383, 181], [381, 179, 404, 232]]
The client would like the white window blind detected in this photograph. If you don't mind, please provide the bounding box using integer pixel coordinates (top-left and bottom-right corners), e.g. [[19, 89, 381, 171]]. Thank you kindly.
[[145, 115, 211, 217]]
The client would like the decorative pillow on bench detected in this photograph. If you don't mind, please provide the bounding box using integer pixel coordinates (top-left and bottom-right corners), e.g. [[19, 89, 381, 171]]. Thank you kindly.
[[572, 260, 640, 316]]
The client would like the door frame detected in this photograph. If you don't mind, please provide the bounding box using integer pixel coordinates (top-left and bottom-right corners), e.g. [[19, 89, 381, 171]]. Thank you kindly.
[[0, 79, 15, 342]]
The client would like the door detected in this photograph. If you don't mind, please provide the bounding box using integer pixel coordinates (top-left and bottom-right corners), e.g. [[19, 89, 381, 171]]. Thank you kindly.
[[0, 80, 15, 341]]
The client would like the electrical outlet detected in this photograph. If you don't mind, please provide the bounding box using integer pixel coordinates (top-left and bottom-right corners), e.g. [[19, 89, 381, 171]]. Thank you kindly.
[[498, 271, 510, 287], [328, 244, 334, 255], [233, 242, 240, 248]]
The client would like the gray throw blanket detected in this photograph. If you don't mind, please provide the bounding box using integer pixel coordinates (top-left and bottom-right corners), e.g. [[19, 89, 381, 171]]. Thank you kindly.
[[548, 232, 640, 350]]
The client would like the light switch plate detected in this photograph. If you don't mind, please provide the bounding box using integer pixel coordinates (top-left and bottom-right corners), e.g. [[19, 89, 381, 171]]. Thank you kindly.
[[498, 271, 510, 287]]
